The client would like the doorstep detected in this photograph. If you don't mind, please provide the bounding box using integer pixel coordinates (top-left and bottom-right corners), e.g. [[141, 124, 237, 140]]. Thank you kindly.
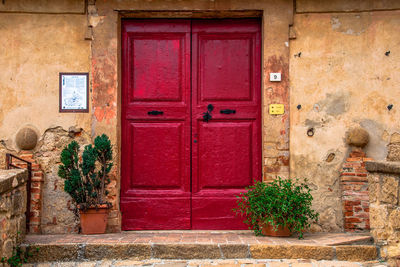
[[22, 231, 378, 263]]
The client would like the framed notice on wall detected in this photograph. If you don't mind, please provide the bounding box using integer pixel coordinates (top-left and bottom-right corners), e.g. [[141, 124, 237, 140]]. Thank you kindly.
[[59, 73, 89, 113]]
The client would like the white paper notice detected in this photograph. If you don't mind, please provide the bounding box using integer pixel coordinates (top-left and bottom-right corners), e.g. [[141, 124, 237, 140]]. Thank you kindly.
[[61, 74, 87, 110]]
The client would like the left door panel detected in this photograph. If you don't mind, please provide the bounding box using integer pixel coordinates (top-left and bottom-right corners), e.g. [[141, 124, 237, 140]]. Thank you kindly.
[[121, 20, 191, 230]]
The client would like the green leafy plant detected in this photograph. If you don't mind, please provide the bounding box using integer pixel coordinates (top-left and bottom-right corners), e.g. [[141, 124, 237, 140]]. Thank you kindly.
[[58, 134, 113, 210], [1, 232, 38, 267], [234, 177, 319, 239]]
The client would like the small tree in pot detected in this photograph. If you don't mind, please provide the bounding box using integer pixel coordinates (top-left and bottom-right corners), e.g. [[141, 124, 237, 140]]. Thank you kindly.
[[234, 177, 319, 239], [58, 134, 113, 234]]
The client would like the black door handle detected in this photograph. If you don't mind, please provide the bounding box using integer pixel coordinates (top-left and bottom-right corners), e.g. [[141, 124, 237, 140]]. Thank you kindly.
[[148, 110, 164, 115], [220, 109, 236, 114]]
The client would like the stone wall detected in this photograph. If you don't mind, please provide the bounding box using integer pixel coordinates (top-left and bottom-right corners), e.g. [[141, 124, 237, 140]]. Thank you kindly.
[[0, 169, 28, 259], [366, 161, 400, 267]]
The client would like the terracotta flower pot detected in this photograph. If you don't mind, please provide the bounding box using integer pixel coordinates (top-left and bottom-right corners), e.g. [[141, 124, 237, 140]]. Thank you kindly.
[[259, 221, 292, 237], [79, 204, 109, 235]]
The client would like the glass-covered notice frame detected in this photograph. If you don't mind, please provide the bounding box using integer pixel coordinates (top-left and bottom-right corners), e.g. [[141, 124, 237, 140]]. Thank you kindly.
[[59, 73, 89, 113]]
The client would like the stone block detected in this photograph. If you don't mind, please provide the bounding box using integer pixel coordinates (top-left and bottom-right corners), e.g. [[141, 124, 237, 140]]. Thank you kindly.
[[12, 190, 25, 216], [220, 244, 249, 258], [26, 244, 79, 262], [387, 244, 400, 258], [369, 205, 389, 229], [152, 244, 221, 259], [84, 244, 151, 260], [336, 246, 377, 261], [2, 239, 14, 258], [389, 209, 400, 229], [371, 229, 390, 241], [249, 245, 334, 260], [387, 144, 400, 161], [381, 176, 399, 204], [387, 231, 400, 246], [368, 176, 379, 203]]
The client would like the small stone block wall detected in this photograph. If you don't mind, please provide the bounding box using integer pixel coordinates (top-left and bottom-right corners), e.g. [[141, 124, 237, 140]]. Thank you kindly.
[[0, 169, 28, 259], [366, 161, 400, 267], [340, 151, 372, 231]]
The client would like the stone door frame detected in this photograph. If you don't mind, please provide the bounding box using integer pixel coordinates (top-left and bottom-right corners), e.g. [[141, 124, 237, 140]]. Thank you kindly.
[[90, 0, 293, 231]]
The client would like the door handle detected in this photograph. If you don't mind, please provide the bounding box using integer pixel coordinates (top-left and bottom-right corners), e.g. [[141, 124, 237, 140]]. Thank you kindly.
[[148, 110, 164, 115], [202, 104, 214, 122], [220, 109, 236, 114]]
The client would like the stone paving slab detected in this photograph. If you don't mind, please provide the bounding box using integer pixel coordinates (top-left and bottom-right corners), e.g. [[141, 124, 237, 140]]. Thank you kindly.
[[24, 231, 373, 246], [21, 259, 388, 267]]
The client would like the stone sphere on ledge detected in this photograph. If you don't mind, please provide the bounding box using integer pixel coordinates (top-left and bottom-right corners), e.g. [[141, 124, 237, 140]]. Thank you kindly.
[[345, 127, 369, 148], [15, 127, 38, 150]]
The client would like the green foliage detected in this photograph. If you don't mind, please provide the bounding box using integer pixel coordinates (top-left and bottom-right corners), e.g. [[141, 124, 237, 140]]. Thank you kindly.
[[234, 177, 319, 239], [58, 134, 113, 209], [1, 232, 39, 267]]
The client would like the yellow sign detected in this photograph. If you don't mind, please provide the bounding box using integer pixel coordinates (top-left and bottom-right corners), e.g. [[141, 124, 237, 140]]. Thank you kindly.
[[269, 104, 285, 115]]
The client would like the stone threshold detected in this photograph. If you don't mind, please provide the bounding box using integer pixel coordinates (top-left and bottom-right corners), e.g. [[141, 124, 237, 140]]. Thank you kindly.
[[23, 232, 378, 263]]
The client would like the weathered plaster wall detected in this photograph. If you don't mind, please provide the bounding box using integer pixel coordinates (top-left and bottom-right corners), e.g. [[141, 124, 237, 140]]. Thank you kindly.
[[0, 12, 90, 147], [291, 3, 400, 231], [0, 1, 92, 233]]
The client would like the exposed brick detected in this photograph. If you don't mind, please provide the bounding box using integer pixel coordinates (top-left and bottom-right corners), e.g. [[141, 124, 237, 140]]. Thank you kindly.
[[344, 206, 353, 211], [345, 218, 362, 223], [341, 176, 368, 182], [344, 200, 361, 206], [347, 157, 363, 162], [345, 223, 356, 229], [341, 172, 356, 176]]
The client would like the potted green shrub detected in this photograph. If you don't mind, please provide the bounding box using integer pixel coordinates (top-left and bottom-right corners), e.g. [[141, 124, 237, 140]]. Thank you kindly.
[[58, 134, 113, 234], [234, 176, 319, 239]]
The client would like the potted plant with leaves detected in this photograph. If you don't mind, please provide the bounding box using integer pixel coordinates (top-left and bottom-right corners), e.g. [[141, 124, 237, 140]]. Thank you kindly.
[[58, 134, 113, 234], [234, 176, 319, 239]]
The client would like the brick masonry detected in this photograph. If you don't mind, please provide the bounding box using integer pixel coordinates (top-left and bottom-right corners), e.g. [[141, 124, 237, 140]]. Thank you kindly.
[[13, 151, 44, 234], [340, 150, 372, 232]]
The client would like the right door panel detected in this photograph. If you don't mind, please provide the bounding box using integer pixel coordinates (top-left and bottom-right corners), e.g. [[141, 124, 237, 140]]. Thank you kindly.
[[191, 19, 262, 229]]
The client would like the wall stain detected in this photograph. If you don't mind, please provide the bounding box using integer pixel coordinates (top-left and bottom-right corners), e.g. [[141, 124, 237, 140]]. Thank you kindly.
[[331, 13, 371, 36]]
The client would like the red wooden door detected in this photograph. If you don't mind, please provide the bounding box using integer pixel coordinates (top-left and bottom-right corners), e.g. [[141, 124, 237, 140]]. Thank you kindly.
[[121, 20, 192, 229], [121, 19, 261, 230], [191, 19, 261, 229]]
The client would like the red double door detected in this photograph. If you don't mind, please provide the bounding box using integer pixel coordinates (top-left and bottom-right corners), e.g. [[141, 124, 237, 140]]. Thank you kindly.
[[121, 19, 261, 230]]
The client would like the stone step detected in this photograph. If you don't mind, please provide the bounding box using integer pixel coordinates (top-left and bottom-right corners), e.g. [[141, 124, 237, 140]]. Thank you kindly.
[[22, 232, 378, 263], [23, 243, 379, 263], [23, 259, 388, 267]]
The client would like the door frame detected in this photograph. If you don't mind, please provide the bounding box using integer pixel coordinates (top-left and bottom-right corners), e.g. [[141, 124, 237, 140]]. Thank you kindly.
[[90, 2, 293, 231]]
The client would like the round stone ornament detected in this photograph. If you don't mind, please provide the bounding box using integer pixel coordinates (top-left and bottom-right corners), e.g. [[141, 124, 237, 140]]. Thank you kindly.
[[15, 127, 38, 150]]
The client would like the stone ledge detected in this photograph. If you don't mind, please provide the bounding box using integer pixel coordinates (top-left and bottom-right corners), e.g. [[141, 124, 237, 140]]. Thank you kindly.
[[25, 243, 379, 262], [0, 169, 28, 194], [366, 161, 400, 175]]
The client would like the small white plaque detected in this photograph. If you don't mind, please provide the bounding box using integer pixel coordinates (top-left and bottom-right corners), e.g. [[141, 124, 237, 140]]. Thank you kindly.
[[270, 73, 281, 82], [59, 73, 89, 113]]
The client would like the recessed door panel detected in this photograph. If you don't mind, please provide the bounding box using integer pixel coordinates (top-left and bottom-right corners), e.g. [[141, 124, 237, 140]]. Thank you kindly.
[[197, 121, 253, 189], [199, 36, 253, 101], [129, 34, 185, 102], [129, 122, 184, 189]]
